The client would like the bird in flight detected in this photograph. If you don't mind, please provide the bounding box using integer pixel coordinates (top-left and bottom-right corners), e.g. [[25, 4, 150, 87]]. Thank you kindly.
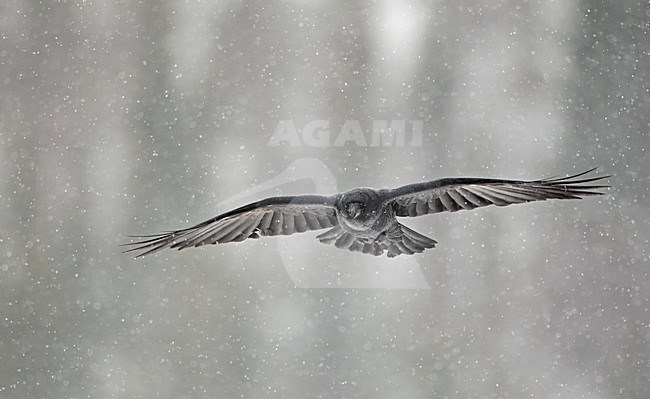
[[125, 168, 609, 258]]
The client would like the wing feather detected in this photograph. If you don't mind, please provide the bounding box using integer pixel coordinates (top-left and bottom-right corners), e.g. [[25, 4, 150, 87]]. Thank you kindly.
[[439, 192, 460, 211], [282, 212, 295, 235], [293, 213, 308, 233], [446, 190, 473, 210], [456, 187, 490, 207], [270, 211, 284, 235], [416, 201, 429, 215], [124, 195, 339, 257], [303, 213, 321, 229], [254, 211, 269, 231], [388, 169, 609, 217]]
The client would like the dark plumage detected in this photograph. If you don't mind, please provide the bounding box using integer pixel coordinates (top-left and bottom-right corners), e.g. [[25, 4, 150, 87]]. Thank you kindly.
[[124, 168, 609, 258]]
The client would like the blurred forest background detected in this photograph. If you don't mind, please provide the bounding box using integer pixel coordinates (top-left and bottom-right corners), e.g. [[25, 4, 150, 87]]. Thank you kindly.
[[1, 0, 648, 398]]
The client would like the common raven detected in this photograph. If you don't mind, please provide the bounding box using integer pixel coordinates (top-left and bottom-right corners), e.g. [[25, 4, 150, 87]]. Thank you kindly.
[[125, 168, 608, 258]]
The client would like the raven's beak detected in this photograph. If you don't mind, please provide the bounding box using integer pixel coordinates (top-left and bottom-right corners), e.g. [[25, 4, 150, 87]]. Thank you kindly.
[[349, 203, 362, 219]]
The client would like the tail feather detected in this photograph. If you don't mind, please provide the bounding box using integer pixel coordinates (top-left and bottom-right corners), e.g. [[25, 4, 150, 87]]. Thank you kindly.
[[316, 223, 436, 258]]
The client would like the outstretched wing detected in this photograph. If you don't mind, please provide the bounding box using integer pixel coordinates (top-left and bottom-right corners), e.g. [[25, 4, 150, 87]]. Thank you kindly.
[[385, 168, 610, 217], [124, 195, 339, 257]]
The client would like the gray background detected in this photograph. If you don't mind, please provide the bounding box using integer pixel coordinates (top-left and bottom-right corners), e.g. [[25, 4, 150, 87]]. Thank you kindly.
[[1, 0, 648, 398]]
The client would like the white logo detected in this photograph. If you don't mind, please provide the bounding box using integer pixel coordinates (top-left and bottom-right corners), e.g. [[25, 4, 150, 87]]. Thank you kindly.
[[268, 120, 424, 147]]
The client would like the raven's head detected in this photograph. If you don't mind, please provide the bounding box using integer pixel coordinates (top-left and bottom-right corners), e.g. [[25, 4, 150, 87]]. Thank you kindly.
[[339, 188, 382, 222]]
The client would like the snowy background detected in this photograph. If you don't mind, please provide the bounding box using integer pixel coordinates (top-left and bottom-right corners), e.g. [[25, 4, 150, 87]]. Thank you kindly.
[[1, 0, 648, 398]]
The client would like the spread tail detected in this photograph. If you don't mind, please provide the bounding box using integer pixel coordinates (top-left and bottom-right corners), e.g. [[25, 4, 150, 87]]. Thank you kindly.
[[316, 223, 437, 258]]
